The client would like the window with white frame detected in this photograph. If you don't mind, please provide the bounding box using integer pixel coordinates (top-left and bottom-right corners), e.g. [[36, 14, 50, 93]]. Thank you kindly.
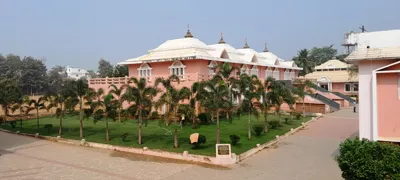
[[344, 83, 351, 92], [353, 83, 358, 92], [208, 61, 217, 75], [241, 65, 249, 75], [251, 66, 259, 77], [273, 68, 280, 80], [344, 83, 359, 92], [137, 63, 152, 77], [265, 68, 273, 79], [169, 61, 186, 77], [284, 69, 290, 80]]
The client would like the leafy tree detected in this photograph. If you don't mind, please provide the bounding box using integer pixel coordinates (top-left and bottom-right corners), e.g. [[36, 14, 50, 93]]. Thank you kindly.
[[308, 45, 337, 66], [98, 59, 114, 78], [254, 77, 275, 132], [293, 49, 314, 76], [109, 84, 124, 123], [197, 76, 229, 143], [93, 94, 117, 141], [20, 56, 48, 95], [0, 80, 22, 123], [123, 78, 157, 144], [87, 70, 98, 78], [113, 65, 128, 77], [155, 75, 180, 126], [0, 54, 22, 82], [336, 53, 349, 61], [48, 66, 67, 93], [347, 64, 358, 78], [266, 80, 290, 122], [293, 79, 314, 115], [73, 79, 89, 138]]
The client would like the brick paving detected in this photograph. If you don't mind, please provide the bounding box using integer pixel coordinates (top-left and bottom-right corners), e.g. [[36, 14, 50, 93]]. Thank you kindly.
[[0, 108, 358, 180]]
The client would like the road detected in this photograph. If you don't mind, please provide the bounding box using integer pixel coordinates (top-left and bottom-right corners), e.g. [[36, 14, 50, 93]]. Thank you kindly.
[[0, 108, 358, 180]]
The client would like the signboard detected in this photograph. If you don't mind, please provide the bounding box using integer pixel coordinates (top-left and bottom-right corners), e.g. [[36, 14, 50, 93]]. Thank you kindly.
[[216, 144, 231, 157]]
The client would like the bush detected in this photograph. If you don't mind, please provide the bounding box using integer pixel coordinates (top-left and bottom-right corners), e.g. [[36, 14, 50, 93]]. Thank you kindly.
[[150, 112, 159, 120], [190, 134, 206, 149], [120, 133, 129, 142], [268, 120, 280, 129], [10, 121, 17, 128], [198, 113, 210, 125], [295, 113, 302, 120], [229, 134, 240, 145], [44, 124, 53, 133], [252, 124, 264, 136], [336, 138, 400, 180], [284, 117, 290, 124]]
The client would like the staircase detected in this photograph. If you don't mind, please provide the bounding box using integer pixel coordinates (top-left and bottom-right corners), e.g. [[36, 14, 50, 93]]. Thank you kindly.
[[332, 92, 356, 104]]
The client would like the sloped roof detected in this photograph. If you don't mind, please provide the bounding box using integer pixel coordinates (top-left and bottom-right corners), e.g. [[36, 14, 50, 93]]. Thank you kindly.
[[346, 47, 400, 62], [302, 70, 358, 82], [150, 38, 214, 52], [315, 59, 350, 70]]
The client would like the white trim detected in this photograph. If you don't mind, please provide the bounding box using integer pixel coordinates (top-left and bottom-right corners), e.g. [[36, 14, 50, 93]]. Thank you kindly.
[[251, 65, 259, 76], [376, 70, 400, 74], [377, 138, 400, 143], [374, 60, 400, 71], [372, 70, 378, 141], [273, 68, 280, 80]]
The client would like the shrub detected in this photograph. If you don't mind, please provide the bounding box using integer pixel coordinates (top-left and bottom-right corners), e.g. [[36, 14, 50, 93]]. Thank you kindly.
[[268, 120, 280, 129], [295, 113, 302, 120], [10, 121, 17, 128], [336, 138, 400, 180], [44, 124, 53, 133], [198, 113, 210, 125], [252, 124, 264, 136], [284, 117, 290, 124], [150, 112, 159, 120], [190, 134, 206, 149], [229, 134, 240, 145], [120, 133, 129, 142]]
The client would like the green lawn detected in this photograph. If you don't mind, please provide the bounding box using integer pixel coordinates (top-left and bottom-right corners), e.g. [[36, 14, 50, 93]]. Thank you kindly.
[[1, 114, 311, 156]]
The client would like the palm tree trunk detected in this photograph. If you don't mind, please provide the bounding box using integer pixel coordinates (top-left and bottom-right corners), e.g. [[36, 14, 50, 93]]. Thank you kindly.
[[59, 104, 63, 136], [264, 111, 268, 133], [79, 100, 83, 138], [302, 97, 305, 115], [36, 109, 39, 128], [105, 118, 109, 141], [118, 107, 121, 123], [248, 112, 251, 140], [138, 108, 142, 144], [216, 109, 220, 144], [192, 116, 196, 129], [174, 128, 178, 148]]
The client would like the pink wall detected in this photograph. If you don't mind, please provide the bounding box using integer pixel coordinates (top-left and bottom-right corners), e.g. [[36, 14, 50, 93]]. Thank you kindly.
[[332, 82, 345, 94], [376, 73, 400, 140], [358, 60, 397, 140]]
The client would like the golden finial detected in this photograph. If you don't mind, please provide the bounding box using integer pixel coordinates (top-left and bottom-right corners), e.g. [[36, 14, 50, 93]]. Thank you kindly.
[[218, 32, 226, 44], [243, 38, 249, 48], [184, 24, 193, 38], [263, 43, 269, 52]]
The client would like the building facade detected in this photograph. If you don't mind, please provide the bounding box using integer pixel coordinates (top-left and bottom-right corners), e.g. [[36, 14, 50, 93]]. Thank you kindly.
[[302, 59, 358, 96], [346, 29, 400, 142], [66, 66, 89, 80]]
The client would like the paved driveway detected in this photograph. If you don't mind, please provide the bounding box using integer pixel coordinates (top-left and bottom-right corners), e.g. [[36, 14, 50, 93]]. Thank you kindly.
[[0, 108, 358, 180]]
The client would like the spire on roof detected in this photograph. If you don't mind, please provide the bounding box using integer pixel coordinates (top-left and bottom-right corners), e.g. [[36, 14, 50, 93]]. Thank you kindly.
[[184, 24, 194, 38], [218, 32, 226, 44], [243, 38, 249, 48], [263, 43, 269, 52]]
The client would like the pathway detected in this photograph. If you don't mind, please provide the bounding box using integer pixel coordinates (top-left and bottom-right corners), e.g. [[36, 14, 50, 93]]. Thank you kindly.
[[0, 108, 358, 180]]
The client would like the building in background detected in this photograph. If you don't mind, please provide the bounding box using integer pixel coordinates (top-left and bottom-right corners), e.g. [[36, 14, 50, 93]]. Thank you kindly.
[[66, 66, 89, 80], [346, 29, 400, 142], [301, 59, 358, 96]]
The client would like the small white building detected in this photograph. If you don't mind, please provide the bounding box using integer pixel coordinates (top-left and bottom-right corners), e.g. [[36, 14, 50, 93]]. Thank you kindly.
[[66, 66, 88, 80]]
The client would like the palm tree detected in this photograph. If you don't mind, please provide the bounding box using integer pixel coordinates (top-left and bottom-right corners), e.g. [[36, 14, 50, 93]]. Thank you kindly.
[[123, 78, 157, 144], [241, 75, 261, 140], [155, 75, 180, 126], [73, 79, 89, 138], [217, 62, 239, 104], [93, 94, 116, 141], [254, 77, 275, 132], [190, 82, 199, 129], [293, 79, 314, 115], [267, 80, 291, 122], [108, 84, 124, 123], [26, 97, 47, 128], [294, 49, 314, 76], [11, 95, 29, 128], [197, 76, 229, 144]]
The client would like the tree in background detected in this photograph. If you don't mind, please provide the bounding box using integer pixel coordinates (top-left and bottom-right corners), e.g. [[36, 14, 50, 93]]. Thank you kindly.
[[21, 56, 48, 95], [98, 59, 114, 78], [108, 84, 124, 123], [87, 70, 98, 78], [293, 49, 314, 76], [48, 66, 68, 93], [308, 45, 337, 66], [0, 80, 22, 123], [0, 54, 22, 82], [113, 65, 129, 77]]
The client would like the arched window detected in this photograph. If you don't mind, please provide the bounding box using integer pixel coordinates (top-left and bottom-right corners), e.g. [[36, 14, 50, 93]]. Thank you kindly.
[[208, 61, 217, 75], [169, 61, 186, 77], [241, 65, 249, 75], [137, 63, 152, 77], [284, 69, 290, 80], [265, 67, 273, 79], [251, 66, 259, 77], [273, 68, 280, 80]]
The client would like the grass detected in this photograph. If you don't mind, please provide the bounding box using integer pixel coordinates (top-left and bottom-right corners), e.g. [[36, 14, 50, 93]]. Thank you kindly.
[[1, 113, 311, 156]]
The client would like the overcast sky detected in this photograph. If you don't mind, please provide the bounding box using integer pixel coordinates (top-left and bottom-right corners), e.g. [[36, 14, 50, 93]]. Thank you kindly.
[[1, 0, 400, 70]]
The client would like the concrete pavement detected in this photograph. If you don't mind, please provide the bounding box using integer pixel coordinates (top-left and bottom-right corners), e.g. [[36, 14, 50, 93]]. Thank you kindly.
[[0, 108, 358, 180]]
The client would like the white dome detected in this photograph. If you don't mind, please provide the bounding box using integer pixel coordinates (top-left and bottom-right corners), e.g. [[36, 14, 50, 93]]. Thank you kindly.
[[259, 52, 278, 60], [150, 38, 214, 52]]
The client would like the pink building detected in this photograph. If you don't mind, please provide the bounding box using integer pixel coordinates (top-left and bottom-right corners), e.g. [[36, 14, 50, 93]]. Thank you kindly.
[[89, 30, 302, 113], [346, 29, 400, 142]]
